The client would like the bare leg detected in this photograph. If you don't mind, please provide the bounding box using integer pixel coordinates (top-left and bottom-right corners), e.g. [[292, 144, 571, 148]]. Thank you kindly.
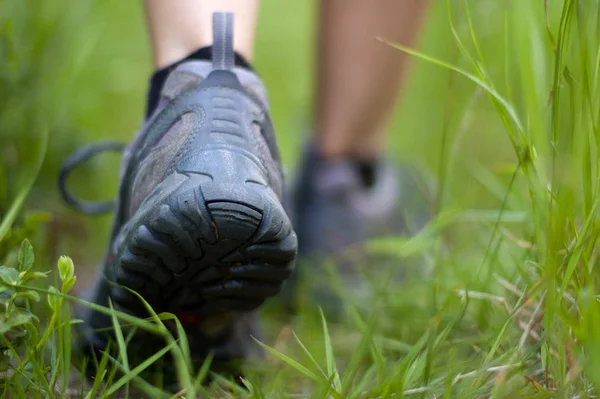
[[143, 0, 259, 68], [316, 0, 428, 160]]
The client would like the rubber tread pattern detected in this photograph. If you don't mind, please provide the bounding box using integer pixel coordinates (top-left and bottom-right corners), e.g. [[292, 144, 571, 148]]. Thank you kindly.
[[108, 173, 296, 315]]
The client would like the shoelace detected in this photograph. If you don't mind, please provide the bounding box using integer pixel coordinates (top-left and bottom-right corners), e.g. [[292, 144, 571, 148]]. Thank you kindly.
[[58, 141, 126, 215]]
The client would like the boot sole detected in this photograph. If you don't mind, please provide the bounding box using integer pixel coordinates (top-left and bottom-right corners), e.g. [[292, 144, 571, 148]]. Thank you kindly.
[[107, 171, 297, 315]]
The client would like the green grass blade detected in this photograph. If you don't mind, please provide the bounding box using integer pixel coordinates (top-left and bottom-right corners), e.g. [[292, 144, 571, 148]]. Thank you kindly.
[[172, 317, 192, 372], [381, 39, 524, 136], [210, 372, 252, 397], [193, 352, 213, 396], [252, 337, 322, 382], [103, 341, 177, 398], [0, 127, 47, 242], [292, 330, 326, 378], [319, 308, 341, 392], [85, 348, 111, 399], [108, 300, 129, 371], [122, 287, 196, 397]]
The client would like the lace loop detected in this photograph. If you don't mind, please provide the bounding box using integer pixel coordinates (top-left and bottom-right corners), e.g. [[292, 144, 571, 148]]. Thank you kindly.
[[58, 141, 126, 215]]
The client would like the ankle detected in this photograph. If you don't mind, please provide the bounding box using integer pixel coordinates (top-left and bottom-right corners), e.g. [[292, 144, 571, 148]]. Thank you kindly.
[[315, 139, 349, 161], [313, 142, 380, 189]]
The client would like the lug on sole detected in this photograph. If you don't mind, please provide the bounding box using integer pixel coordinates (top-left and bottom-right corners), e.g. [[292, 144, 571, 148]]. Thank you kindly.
[[106, 173, 297, 315]]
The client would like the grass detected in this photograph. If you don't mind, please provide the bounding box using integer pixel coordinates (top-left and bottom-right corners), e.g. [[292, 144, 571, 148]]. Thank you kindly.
[[1, 0, 600, 397]]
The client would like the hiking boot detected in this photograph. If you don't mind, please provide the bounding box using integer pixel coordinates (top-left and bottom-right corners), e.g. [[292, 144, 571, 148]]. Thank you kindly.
[[289, 145, 428, 314], [59, 13, 296, 365]]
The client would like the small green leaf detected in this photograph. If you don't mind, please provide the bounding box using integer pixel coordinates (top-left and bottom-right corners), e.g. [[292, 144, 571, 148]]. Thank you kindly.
[[20, 271, 49, 283], [0, 291, 12, 307], [6, 310, 33, 327], [57, 256, 74, 282], [0, 354, 10, 371], [14, 290, 40, 302], [17, 239, 34, 272], [23, 212, 51, 229], [61, 276, 76, 294], [47, 286, 59, 311], [0, 321, 11, 334], [0, 266, 19, 285]]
